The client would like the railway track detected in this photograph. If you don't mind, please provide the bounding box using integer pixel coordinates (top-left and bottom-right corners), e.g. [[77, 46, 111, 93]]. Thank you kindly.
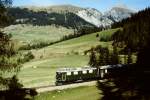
[[32, 85, 55, 89], [34, 81, 97, 93]]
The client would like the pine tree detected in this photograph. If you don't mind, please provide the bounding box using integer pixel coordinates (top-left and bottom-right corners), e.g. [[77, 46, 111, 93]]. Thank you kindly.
[[88, 48, 97, 67], [97, 47, 110, 66], [98, 53, 104, 66], [0, 0, 22, 89], [127, 48, 132, 64], [112, 46, 119, 64]]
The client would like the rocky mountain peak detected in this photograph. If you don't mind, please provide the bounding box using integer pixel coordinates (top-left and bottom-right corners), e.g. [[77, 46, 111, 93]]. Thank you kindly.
[[77, 6, 135, 27], [104, 6, 135, 22]]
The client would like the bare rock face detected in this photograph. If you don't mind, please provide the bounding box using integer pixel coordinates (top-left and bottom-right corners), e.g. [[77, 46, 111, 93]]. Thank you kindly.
[[77, 8, 113, 27], [77, 6, 135, 27], [104, 7, 135, 22]]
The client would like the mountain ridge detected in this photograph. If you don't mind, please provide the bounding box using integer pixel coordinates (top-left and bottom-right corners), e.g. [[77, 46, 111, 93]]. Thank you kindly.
[[9, 4, 135, 28]]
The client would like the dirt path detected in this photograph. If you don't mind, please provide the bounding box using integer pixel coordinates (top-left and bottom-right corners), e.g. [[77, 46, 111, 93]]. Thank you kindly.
[[36, 81, 97, 93]]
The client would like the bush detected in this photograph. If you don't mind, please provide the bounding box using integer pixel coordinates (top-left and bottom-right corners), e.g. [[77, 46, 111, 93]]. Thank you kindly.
[[96, 34, 99, 37], [19, 41, 54, 50], [99, 36, 111, 42], [18, 52, 34, 63]]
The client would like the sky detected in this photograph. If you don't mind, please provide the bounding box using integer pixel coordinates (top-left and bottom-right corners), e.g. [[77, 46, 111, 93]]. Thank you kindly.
[[13, 0, 150, 12]]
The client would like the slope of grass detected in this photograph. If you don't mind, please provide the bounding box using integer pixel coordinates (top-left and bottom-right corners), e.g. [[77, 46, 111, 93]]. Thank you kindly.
[[35, 86, 102, 100], [31, 28, 118, 59], [18, 28, 119, 88], [4, 24, 74, 44]]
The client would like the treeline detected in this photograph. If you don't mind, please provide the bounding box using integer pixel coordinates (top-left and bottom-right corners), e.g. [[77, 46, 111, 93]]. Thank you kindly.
[[89, 45, 119, 67], [19, 41, 56, 50], [88, 44, 134, 67], [111, 7, 150, 66], [62, 27, 102, 41]]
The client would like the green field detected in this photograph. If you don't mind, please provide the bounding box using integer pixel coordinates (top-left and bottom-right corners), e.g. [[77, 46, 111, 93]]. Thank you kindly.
[[31, 28, 118, 59], [35, 86, 102, 100], [4, 24, 74, 44], [18, 29, 118, 88]]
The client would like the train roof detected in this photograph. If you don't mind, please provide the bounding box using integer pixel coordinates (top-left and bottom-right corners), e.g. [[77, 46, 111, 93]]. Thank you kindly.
[[56, 67, 97, 73], [100, 64, 124, 69], [56, 64, 125, 72], [100, 65, 112, 69]]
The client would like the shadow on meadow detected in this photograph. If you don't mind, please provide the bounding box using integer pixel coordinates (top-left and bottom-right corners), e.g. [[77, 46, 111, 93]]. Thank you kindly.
[[97, 64, 150, 100], [0, 76, 38, 100]]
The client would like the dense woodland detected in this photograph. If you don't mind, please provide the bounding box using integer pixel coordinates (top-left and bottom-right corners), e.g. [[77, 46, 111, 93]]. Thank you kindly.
[[95, 8, 150, 100], [112, 7, 150, 66]]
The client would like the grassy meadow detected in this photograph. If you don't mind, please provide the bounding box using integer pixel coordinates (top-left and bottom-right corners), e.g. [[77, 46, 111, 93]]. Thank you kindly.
[[34, 86, 102, 100], [17, 28, 119, 88], [4, 24, 74, 44]]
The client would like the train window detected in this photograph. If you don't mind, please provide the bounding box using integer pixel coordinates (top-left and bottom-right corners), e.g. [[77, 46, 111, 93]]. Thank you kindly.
[[105, 69, 107, 73], [67, 72, 71, 75], [62, 74, 66, 81], [83, 70, 87, 74], [89, 70, 93, 73], [74, 71, 78, 75]]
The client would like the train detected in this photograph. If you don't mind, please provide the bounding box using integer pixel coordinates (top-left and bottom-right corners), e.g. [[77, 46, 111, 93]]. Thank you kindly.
[[55, 64, 125, 85]]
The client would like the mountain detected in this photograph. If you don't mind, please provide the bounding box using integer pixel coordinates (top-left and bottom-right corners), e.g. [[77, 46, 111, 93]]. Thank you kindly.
[[104, 7, 135, 22], [26, 4, 83, 13], [77, 6, 135, 27], [77, 8, 113, 27], [8, 5, 135, 28], [8, 6, 96, 29], [4, 5, 136, 46]]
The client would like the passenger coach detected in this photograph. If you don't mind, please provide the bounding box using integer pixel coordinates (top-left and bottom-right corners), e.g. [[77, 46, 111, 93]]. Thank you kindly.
[[55, 64, 124, 85]]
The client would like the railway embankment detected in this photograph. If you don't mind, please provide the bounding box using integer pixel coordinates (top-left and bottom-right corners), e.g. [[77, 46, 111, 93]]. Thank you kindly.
[[36, 81, 98, 93]]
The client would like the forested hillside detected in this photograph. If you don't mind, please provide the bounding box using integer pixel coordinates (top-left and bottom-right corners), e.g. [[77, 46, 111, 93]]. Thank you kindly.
[[8, 7, 96, 28], [112, 8, 150, 65], [95, 8, 150, 100]]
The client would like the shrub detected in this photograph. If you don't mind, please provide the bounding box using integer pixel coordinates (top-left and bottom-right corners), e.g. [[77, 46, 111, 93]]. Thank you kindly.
[[18, 52, 34, 63], [96, 34, 99, 37]]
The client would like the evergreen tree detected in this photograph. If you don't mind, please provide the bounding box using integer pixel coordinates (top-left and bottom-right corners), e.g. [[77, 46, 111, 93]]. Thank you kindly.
[[97, 46, 110, 66], [0, 0, 22, 89], [127, 48, 132, 64], [98, 53, 104, 66], [88, 48, 97, 67], [105, 48, 110, 64], [111, 46, 119, 64]]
